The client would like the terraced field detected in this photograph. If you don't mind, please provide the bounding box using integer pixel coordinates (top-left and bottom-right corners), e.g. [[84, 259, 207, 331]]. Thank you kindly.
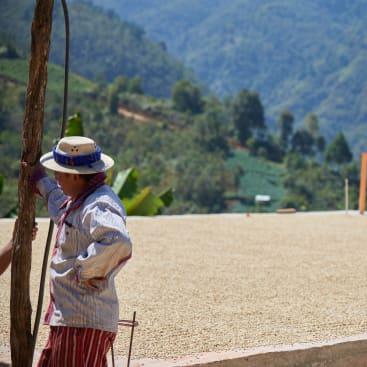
[[226, 149, 286, 212]]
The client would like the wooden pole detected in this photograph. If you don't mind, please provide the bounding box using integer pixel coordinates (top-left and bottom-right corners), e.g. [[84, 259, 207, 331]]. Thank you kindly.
[[345, 178, 349, 215], [359, 153, 367, 215], [10, 1, 54, 366]]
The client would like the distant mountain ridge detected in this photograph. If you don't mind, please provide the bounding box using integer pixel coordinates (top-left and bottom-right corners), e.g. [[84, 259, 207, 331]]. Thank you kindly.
[[0, 0, 192, 97], [87, 0, 367, 154]]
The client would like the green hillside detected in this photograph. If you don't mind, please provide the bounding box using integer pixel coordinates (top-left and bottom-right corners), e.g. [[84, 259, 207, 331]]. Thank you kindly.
[[0, 51, 360, 216], [88, 0, 367, 154], [0, 0, 192, 97], [0, 55, 238, 216], [0, 55, 99, 216], [0, 58, 96, 94]]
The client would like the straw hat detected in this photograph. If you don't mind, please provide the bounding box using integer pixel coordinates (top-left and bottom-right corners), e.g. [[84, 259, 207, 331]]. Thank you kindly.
[[40, 136, 114, 174]]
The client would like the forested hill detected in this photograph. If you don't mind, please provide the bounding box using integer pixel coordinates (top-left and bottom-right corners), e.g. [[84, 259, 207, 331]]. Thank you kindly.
[[0, 54, 360, 216], [87, 0, 367, 153], [0, 0, 192, 97]]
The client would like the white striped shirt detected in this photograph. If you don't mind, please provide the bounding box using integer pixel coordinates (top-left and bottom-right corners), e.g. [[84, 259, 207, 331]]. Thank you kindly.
[[37, 177, 132, 332]]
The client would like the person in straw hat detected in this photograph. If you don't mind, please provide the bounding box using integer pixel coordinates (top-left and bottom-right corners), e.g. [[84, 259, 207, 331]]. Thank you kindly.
[[31, 136, 132, 367]]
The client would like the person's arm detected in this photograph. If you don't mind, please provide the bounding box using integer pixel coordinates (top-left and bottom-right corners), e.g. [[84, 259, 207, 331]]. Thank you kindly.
[[37, 176, 68, 224], [30, 163, 68, 224], [0, 222, 38, 276], [0, 240, 12, 276], [74, 200, 132, 288]]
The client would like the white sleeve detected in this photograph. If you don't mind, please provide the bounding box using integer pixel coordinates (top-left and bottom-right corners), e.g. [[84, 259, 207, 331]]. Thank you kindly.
[[74, 201, 132, 281], [37, 176, 68, 224]]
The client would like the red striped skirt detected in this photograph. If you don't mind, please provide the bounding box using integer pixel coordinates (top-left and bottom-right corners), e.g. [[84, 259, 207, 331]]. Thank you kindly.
[[37, 326, 116, 367]]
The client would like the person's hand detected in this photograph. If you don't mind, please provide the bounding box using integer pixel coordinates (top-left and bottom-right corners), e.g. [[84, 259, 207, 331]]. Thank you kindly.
[[24, 161, 46, 194], [11, 219, 38, 243], [29, 161, 46, 183]]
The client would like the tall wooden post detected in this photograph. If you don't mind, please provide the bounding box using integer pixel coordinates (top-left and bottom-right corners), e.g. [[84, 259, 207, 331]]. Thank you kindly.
[[359, 153, 367, 215], [10, 1, 54, 366], [345, 178, 349, 215]]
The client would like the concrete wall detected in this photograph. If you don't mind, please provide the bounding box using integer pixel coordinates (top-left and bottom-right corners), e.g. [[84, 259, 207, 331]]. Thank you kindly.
[[200, 341, 367, 367], [137, 335, 367, 367]]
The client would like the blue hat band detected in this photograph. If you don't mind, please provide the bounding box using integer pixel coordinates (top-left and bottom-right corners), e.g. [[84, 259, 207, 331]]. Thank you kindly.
[[52, 146, 102, 167]]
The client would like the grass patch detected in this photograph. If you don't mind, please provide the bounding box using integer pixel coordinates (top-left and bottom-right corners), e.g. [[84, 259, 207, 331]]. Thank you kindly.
[[226, 149, 286, 212]]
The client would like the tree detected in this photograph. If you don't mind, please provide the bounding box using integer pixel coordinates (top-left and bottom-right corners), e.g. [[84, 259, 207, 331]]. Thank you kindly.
[[231, 89, 265, 146], [108, 91, 119, 114], [172, 80, 204, 114], [304, 113, 325, 154], [325, 132, 353, 164], [194, 104, 230, 155], [291, 129, 315, 156], [316, 136, 326, 153], [304, 113, 319, 137], [246, 134, 283, 162], [0, 43, 19, 59], [10, 0, 54, 366], [283, 132, 358, 212], [108, 75, 144, 113], [110, 75, 143, 95], [277, 110, 294, 151], [175, 153, 230, 213], [129, 76, 144, 94], [284, 152, 307, 171]]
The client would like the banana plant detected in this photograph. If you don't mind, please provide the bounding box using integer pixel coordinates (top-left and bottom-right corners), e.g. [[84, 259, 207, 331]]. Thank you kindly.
[[65, 113, 84, 136], [112, 167, 173, 216]]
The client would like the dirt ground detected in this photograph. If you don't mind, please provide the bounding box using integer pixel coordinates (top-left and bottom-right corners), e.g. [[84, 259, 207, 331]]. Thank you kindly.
[[0, 212, 367, 363]]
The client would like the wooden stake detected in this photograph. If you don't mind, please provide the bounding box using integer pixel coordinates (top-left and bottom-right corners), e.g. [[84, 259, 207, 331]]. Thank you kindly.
[[345, 178, 349, 215], [10, 1, 54, 366], [359, 153, 367, 215]]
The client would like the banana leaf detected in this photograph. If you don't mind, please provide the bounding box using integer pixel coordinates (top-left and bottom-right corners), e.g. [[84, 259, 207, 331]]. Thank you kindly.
[[65, 113, 84, 136], [158, 188, 174, 207], [123, 187, 164, 216], [112, 167, 138, 199], [4, 204, 18, 218]]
